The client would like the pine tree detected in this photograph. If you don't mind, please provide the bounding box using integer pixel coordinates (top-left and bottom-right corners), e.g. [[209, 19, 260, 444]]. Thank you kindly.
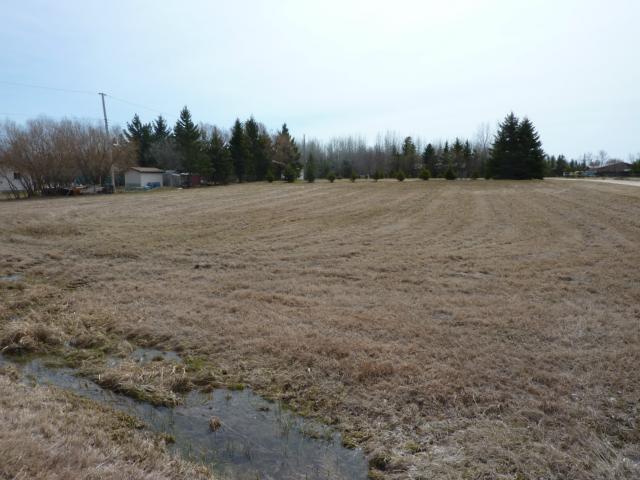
[[245, 117, 268, 180], [422, 143, 435, 171], [517, 117, 545, 179], [272, 123, 301, 179], [304, 153, 316, 182], [402, 136, 417, 176], [229, 119, 251, 182], [208, 128, 233, 184], [463, 140, 473, 178], [124, 114, 154, 167], [173, 106, 202, 174], [488, 112, 520, 179], [489, 113, 545, 179], [152, 115, 171, 140]]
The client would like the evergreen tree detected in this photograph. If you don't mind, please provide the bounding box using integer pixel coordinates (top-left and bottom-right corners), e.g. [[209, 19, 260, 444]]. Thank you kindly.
[[488, 112, 520, 179], [451, 138, 464, 175], [245, 117, 268, 180], [229, 119, 251, 182], [517, 117, 545, 179], [207, 128, 233, 184], [438, 141, 450, 177], [304, 153, 316, 182], [418, 167, 431, 180], [152, 115, 171, 140], [124, 114, 154, 167], [489, 113, 545, 179], [272, 123, 301, 179], [402, 136, 417, 176], [173, 106, 203, 174], [463, 140, 473, 177], [422, 143, 436, 171]]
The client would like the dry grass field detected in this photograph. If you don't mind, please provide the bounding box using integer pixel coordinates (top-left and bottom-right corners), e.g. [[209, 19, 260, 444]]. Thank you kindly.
[[1, 179, 639, 479]]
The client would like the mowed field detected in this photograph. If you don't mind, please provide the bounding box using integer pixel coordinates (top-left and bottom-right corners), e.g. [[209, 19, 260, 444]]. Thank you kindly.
[[1, 180, 639, 479]]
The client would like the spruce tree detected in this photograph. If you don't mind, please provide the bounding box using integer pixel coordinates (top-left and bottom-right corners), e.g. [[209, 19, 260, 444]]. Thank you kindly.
[[489, 113, 545, 179], [422, 143, 435, 171], [152, 115, 171, 140], [174, 106, 202, 174], [488, 112, 520, 179], [517, 117, 545, 179], [229, 119, 251, 182], [272, 123, 301, 179], [124, 114, 154, 167], [245, 117, 268, 180], [208, 128, 233, 184], [402, 136, 417, 176], [463, 140, 473, 177]]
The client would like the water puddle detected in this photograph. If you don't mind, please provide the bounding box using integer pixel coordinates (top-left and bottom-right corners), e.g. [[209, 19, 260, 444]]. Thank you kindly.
[[0, 273, 23, 282], [0, 354, 367, 480]]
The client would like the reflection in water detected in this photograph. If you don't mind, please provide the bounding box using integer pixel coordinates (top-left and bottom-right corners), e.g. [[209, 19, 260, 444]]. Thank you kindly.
[[0, 355, 367, 480]]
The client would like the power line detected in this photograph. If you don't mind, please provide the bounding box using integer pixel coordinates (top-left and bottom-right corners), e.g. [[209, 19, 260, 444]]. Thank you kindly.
[[106, 94, 168, 116], [0, 80, 96, 96], [0, 80, 174, 120]]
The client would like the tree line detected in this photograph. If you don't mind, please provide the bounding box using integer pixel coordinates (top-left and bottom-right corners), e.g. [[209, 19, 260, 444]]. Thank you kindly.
[[122, 110, 546, 182], [123, 107, 301, 184], [4, 109, 636, 199]]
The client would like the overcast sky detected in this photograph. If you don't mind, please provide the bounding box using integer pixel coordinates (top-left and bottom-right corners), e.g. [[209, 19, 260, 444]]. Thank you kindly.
[[1, 0, 638, 159]]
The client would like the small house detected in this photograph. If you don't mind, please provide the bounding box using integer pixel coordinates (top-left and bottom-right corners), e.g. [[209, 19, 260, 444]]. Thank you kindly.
[[124, 167, 164, 189], [587, 161, 632, 177]]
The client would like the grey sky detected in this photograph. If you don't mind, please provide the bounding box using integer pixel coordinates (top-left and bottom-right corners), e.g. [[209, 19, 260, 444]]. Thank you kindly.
[[1, 0, 638, 159]]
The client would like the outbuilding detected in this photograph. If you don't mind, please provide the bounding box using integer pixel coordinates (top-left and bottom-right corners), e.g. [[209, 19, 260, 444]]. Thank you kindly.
[[0, 169, 26, 194], [587, 162, 632, 177], [124, 167, 164, 188]]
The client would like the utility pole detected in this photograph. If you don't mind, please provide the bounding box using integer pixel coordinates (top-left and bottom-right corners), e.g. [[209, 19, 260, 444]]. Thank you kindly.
[[99, 92, 116, 192]]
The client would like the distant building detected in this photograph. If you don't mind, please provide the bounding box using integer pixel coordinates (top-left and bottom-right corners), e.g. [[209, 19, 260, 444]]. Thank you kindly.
[[587, 161, 632, 177], [0, 169, 26, 193], [124, 167, 164, 188]]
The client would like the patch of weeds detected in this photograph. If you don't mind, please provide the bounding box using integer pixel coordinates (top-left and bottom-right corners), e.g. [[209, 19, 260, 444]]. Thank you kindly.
[[0, 280, 25, 291], [228, 382, 245, 391], [62, 347, 106, 368], [405, 440, 422, 454], [367, 470, 385, 480], [342, 429, 370, 449], [114, 410, 145, 430], [300, 425, 333, 442], [369, 452, 391, 471], [170, 376, 191, 394], [184, 355, 207, 372], [159, 432, 176, 444]]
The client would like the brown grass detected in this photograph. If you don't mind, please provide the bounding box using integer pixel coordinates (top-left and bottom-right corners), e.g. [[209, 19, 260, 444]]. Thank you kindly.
[[0, 375, 212, 480], [1, 179, 639, 479]]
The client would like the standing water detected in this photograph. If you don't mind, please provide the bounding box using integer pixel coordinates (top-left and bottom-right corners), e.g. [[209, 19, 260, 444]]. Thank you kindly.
[[0, 354, 368, 480]]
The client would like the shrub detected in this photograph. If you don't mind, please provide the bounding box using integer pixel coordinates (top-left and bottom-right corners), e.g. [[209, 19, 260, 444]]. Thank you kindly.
[[350, 171, 358, 182], [471, 170, 479, 180], [444, 167, 457, 180], [396, 170, 406, 182], [283, 164, 297, 183], [266, 170, 275, 183], [372, 170, 383, 181], [418, 168, 431, 180], [327, 172, 336, 183]]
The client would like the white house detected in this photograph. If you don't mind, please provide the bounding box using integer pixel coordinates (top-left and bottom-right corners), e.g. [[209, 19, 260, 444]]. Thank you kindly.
[[124, 167, 164, 188], [0, 169, 26, 193]]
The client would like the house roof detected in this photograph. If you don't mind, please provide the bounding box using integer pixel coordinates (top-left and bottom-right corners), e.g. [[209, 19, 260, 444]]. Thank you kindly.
[[588, 162, 631, 172], [127, 167, 164, 173]]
